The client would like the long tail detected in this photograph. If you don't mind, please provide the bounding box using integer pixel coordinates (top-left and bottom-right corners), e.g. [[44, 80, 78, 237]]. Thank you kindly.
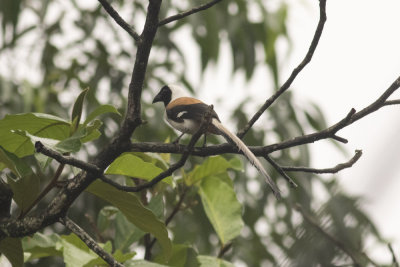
[[212, 118, 281, 199]]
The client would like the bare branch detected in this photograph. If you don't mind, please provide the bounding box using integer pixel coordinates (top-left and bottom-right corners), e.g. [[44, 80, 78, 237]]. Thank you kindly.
[[98, 0, 141, 42], [388, 243, 399, 267], [294, 204, 378, 267], [237, 0, 327, 138], [159, 0, 223, 26], [282, 150, 362, 174], [264, 156, 297, 188], [60, 217, 124, 267], [35, 142, 102, 174], [384, 99, 400, 106]]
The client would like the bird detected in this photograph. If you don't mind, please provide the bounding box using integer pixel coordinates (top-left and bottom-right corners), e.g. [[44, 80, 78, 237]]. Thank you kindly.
[[152, 84, 281, 199]]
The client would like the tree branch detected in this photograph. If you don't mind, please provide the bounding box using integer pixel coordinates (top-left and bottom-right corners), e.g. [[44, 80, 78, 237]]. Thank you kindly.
[[282, 150, 362, 174], [384, 99, 400, 106], [237, 0, 327, 138], [98, 0, 141, 42], [98, 105, 215, 193], [35, 142, 102, 174], [60, 217, 124, 267], [264, 155, 297, 188], [158, 0, 223, 26], [0, 0, 164, 243]]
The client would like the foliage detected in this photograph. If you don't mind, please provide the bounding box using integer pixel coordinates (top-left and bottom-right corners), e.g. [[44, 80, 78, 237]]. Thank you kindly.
[[0, 0, 393, 266]]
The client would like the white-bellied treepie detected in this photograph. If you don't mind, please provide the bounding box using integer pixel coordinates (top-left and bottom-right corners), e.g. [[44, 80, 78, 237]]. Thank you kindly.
[[152, 85, 281, 199]]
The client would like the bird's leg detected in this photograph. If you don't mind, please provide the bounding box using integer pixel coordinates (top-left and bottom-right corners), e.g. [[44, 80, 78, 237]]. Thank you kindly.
[[172, 132, 185, 144]]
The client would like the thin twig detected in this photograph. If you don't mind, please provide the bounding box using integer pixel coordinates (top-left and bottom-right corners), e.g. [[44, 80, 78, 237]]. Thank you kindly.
[[384, 99, 400, 106], [282, 150, 362, 174], [35, 142, 102, 174], [264, 155, 297, 188], [158, 0, 223, 26], [218, 242, 232, 258], [294, 204, 377, 267], [237, 0, 327, 138], [388, 243, 399, 267], [60, 217, 124, 267], [98, 0, 140, 42], [19, 162, 65, 218]]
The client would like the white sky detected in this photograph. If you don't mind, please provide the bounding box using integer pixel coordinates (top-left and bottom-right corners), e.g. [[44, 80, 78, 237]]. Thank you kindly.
[[185, 0, 400, 263]]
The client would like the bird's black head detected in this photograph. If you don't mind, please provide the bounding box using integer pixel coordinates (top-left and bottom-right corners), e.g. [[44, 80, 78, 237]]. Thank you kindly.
[[152, 85, 172, 106]]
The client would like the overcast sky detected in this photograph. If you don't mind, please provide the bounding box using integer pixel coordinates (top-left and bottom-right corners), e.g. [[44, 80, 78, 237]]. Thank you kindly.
[[189, 0, 400, 262]]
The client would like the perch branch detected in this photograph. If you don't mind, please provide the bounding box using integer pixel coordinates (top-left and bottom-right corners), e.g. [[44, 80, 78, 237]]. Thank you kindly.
[[60, 217, 124, 267], [100, 105, 215, 193], [98, 0, 140, 42], [237, 0, 327, 138], [282, 150, 362, 174], [159, 0, 223, 26]]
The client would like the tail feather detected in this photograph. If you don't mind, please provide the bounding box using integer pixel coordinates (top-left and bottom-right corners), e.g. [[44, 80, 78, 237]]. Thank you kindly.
[[212, 118, 281, 199]]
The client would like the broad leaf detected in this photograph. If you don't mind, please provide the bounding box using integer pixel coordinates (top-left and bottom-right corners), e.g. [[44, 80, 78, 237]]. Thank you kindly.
[[70, 87, 89, 133], [7, 173, 40, 213], [106, 153, 171, 184], [199, 176, 244, 245], [114, 211, 145, 252], [125, 260, 169, 267], [0, 113, 70, 157], [83, 104, 121, 126], [87, 180, 172, 262], [60, 233, 102, 267], [0, 237, 23, 267], [186, 156, 241, 185], [22, 233, 62, 261], [197, 255, 235, 267]]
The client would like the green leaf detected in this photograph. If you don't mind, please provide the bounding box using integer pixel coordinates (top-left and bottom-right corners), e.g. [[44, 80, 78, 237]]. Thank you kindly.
[[60, 233, 101, 267], [197, 255, 235, 267], [71, 87, 89, 133], [0, 237, 23, 267], [125, 260, 169, 267], [0, 113, 70, 157], [97, 206, 119, 233], [79, 119, 102, 143], [83, 104, 121, 126], [0, 147, 21, 176], [22, 233, 62, 261], [114, 211, 145, 252], [7, 173, 40, 213], [198, 176, 244, 245], [87, 180, 172, 262], [154, 244, 188, 267], [186, 156, 238, 185], [106, 153, 171, 184]]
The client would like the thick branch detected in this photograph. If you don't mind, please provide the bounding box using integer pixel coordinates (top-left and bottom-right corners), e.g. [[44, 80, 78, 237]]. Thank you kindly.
[[159, 0, 223, 26], [282, 150, 362, 174], [0, 0, 163, 242], [237, 0, 327, 138], [98, 0, 140, 42], [60, 217, 124, 267]]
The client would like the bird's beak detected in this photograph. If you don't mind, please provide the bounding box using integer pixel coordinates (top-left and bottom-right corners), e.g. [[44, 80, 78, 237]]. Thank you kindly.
[[152, 92, 162, 104]]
